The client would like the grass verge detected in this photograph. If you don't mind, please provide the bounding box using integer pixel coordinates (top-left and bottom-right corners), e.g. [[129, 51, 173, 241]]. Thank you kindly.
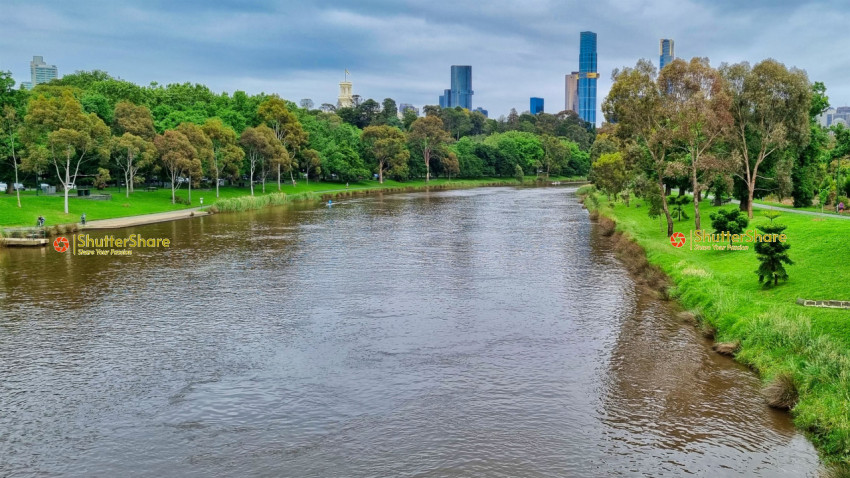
[[578, 185, 850, 465]]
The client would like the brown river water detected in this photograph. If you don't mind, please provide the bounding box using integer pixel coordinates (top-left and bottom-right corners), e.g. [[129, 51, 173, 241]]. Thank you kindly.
[[0, 186, 821, 476]]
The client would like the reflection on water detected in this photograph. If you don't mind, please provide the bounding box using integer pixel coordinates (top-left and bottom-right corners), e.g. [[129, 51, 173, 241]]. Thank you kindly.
[[0, 187, 820, 476]]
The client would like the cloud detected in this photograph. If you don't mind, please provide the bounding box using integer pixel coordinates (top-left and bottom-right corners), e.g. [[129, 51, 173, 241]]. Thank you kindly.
[[1, 0, 848, 121]]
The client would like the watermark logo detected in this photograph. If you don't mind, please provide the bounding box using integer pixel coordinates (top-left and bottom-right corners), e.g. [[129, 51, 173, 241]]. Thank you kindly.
[[670, 232, 686, 248], [53, 236, 70, 253]]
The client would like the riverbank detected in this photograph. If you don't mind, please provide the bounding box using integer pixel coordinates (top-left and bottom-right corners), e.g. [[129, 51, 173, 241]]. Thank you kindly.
[[578, 186, 850, 465], [0, 177, 584, 230]]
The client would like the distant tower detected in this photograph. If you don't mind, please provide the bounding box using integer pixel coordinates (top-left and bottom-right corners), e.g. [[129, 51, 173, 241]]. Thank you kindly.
[[439, 89, 452, 108], [565, 72, 579, 113], [578, 32, 598, 125], [659, 39, 675, 70], [530, 97, 544, 115], [450, 65, 473, 110], [30, 55, 58, 86], [338, 69, 353, 108]]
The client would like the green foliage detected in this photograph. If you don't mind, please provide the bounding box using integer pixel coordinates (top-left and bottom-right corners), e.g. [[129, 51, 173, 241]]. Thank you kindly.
[[93, 167, 111, 189], [754, 223, 793, 286], [709, 208, 749, 243], [592, 152, 628, 200], [514, 164, 523, 183], [667, 195, 690, 221]]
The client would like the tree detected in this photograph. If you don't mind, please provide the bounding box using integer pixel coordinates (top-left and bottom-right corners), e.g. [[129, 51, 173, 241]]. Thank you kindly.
[[258, 96, 305, 188], [154, 129, 196, 204], [112, 132, 155, 197], [362, 125, 409, 183], [441, 151, 459, 179], [603, 59, 676, 236], [592, 152, 628, 200], [1, 105, 23, 207], [113, 101, 155, 140], [201, 118, 244, 197], [93, 167, 111, 190], [661, 57, 733, 230], [667, 195, 690, 221], [722, 60, 811, 218], [540, 134, 568, 177], [755, 223, 792, 286], [408, 116, 450, 182], [240, 125, 286, 196], [176, 122, 210, 204], [22, 90, 110, 214], [792, 82, 829, 208], [709, 208, 749, 244]]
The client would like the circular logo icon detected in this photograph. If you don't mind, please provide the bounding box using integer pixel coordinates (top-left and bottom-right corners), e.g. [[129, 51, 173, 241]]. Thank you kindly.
[[670, 232, 686, 248], [53, 236, 70, 253]]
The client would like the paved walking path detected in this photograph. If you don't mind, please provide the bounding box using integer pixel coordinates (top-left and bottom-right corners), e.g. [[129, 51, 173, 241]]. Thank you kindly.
[[733, 200, 850, 220], [83, 207, 208, 230]]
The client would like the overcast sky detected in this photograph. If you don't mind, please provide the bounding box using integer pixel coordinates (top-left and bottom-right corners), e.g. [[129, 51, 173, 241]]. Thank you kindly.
[[1, 0, 848, 122]]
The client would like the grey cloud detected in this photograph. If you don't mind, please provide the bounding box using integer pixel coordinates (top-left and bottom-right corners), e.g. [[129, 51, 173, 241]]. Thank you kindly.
[[1, 0, 848, 120]]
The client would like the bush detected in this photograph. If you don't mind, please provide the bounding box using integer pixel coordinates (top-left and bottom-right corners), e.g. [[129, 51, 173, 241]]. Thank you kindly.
[[709, 208, 749, 244]]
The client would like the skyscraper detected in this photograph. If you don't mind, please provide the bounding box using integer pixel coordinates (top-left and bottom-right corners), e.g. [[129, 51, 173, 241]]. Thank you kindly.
[[30, 56, 58, 86], [659, 39, 675, 70], [473, 107, 488, 118], [439, 89, 452, 108], [565, 72, 579, 113], [578, 32, 598, 125], [530, 97, 544, 115], [450, 65, 473, 110]]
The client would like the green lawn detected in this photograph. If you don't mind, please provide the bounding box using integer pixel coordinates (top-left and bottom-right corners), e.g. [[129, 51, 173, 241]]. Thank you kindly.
[[0, 176, 583, 228], [584, 188, 850, 464], [754, 197, 845, 216]]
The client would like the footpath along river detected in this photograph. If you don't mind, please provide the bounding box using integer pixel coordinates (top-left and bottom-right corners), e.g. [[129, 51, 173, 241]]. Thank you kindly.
[[0, 186, 821, 476]]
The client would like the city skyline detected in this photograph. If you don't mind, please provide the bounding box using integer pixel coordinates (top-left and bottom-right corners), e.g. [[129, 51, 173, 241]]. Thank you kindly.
[[3, 1, 850, 123]]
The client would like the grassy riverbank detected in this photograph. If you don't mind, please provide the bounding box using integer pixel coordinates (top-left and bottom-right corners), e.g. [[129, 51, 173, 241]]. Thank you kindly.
[[0, 177, 583, 229], [578, 186, 850, 464]]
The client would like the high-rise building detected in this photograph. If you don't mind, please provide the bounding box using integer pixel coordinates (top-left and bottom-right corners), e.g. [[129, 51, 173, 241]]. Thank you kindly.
[[450, 65, 473, 110], [565, 72, 579, 113], [659, 39, 675, 70], [578, 32, 598, 125], [439, 89, 452, 108], [474, 107, 488, 118], [398, 103, 419, 117], [530, 97, 544, 115], [30, 56, 58, 86]]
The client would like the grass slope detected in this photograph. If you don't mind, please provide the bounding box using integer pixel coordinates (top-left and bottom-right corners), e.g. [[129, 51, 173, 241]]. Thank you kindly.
[[582, 187, 850, 464]]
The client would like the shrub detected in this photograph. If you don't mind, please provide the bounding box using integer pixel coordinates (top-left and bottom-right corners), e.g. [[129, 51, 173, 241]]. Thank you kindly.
[[709, 208, 749, 244], [755, 223, 792, 286]]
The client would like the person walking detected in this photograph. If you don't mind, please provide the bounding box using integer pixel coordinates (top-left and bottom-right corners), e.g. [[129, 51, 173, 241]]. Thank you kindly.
[[81, 212, 87, 225], [839, 201, 845, 215]]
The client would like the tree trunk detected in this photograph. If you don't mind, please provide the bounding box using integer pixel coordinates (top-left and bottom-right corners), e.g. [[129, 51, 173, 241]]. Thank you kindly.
[[691, 164, 701, 230], [250, 163, 255, 196], [171, 175, 176, 204], [379, 160, 384, 184], [125, 170, 130, 198], [277, 164, 281, 191], [188, 176, 192, 204], [425, 149, 430, 182], [14, 161, 21, 208], [746, 182, 756, 219], [658, 175, 674, 236], [215, 166, 220, 198], [64, 157, 70, 214]]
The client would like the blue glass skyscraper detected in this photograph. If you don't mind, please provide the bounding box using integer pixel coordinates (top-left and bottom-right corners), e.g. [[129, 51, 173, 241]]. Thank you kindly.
[[659, 39, 674, 70], [530, 97, 544, 114], [578, 31, 597, 125], [450, 65, 473, 110]]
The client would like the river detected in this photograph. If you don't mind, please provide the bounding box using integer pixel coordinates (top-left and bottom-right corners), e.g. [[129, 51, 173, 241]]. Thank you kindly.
[[0, 186, 820, 476]]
